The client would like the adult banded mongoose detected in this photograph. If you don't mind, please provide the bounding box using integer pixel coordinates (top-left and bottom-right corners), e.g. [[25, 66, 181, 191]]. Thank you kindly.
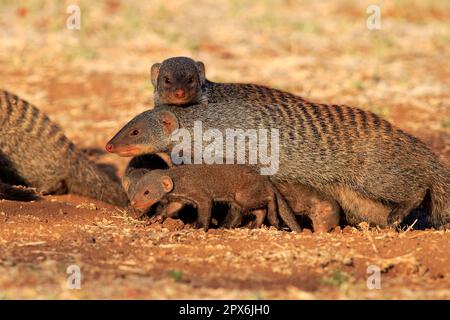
[[128, 164, 299, 231], [150, 57, 206, 107], [150, 56, 314, 107], [106, 96, 450, 228], [0, 90, 129, 207]]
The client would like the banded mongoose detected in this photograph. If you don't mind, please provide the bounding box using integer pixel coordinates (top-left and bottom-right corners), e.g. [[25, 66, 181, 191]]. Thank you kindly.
[[127, 164, 300, 231], [150, 56, 323, 106], [121, 154, 265, 227], [151, 57, 206, 107], [106, 94, 450, 228], [122, 153, 170, 196], [0, 90, 129, 207]]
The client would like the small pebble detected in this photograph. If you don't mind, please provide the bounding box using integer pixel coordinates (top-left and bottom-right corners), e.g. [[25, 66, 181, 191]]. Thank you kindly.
[[332, 226, 342, 234], [343, 226, 353, 234]]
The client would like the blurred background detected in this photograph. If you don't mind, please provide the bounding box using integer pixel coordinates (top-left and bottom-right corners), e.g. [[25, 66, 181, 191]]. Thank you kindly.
[[0, 0, 448, 168]]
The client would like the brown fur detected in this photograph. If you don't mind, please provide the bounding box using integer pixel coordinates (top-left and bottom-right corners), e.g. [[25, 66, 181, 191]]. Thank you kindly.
[[107, 60, 450, 228], [128, 164, 301, 231], [151, 57, 206, 107], [276, 182, 340, 232], [0, 90, 129, 207]]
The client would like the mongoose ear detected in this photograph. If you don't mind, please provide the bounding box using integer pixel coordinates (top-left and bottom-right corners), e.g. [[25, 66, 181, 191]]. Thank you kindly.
[[122, 177, 130, 192], [150, 63, 161, 87], [160, 176, 174, 193], [196, 61, 206, 82], [160, 111, 179, 135]]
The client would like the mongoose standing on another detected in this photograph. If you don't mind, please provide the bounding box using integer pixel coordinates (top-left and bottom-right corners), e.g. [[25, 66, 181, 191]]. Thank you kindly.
[[106, 98, 450, 228], [150, 56, 310, 106], [0, 90, 129, 207], [128, 164, 300, 231]]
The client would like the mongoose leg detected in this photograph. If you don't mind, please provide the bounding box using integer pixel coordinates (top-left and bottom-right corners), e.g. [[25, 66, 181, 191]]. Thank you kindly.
[[266, 195, 280, 228], [247, 208, 266, 229], [221, 203, 243, 228], [273, 190, 302, 232], [310, 200, 340, 232], [387, 193, 426, 226], [161, 201, 185, 218], [37, 179, 67, 195], [194, 198, 213, 231], [330, 186, 391, 227]]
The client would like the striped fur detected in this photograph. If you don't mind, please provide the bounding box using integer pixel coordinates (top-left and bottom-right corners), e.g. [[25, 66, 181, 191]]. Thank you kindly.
[[0, 90, 128, 206], [108, 80, 450, 227]]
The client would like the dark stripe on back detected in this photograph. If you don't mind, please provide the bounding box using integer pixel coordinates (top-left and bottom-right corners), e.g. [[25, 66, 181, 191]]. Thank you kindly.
[[301, 105, 321, 140], [25, 106, 39, 132]]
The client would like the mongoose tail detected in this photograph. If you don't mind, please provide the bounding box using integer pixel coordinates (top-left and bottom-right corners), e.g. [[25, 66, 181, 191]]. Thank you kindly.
[[0, 90, 129, 207], [64, 151, 129, 206]]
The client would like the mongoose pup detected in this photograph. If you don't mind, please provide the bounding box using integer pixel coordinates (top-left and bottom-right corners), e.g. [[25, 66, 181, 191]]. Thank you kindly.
[[106, 99, 450, 228], [122, 153, 170, 195], [0, 90, 129, 207], [123, 164, 339, 231], [276, 182, 340, 232], [122, 154, 266, 227], [127, 164, 300, 231]]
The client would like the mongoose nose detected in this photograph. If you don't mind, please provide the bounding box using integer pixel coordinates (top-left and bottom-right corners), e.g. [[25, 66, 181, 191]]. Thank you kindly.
[[175, 89, 185, 98], [105, 143, 113, 152]]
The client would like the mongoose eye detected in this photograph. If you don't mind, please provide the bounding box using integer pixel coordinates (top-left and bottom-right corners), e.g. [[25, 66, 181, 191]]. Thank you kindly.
[[187, 77, 194, 84], [164, 77, 171, 84], [130, 129, 140, 136], [144, 190, 150, 196]]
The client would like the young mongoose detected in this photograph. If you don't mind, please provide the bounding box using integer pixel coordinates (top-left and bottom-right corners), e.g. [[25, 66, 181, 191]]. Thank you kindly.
[[121, 154, 266, 227], [122, 153, 170, 195], [128, 164, 299, 231], [275, 182, 340, 232], [0, 90, 129, 207], [106, 97, 450, 228]]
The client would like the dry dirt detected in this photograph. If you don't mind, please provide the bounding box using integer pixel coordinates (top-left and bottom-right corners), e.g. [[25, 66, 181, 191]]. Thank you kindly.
[[0, 0, 449, 299]]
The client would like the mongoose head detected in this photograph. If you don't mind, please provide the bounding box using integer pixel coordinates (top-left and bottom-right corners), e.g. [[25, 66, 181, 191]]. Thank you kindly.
[[105, 109, 179, 157], [122, 168, 151, 197], [151, 56, 206, 106], [130, 170, 174, 210]]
